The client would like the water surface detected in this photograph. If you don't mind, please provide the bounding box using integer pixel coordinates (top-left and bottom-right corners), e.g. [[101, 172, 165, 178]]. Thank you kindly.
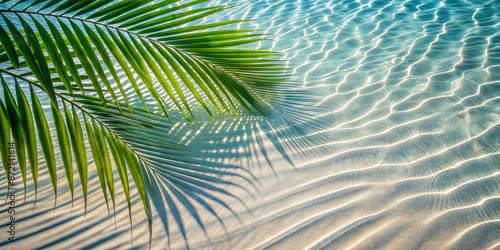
[[2, 0, 500, 249]]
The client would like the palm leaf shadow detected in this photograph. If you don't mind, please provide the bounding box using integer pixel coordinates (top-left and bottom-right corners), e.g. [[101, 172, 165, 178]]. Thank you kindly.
[[0, 0, 333, 247], [99, 106, 296, 248]]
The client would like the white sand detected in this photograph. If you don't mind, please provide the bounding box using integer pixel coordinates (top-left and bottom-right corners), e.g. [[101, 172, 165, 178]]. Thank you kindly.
[[3, 0, 500, 249]]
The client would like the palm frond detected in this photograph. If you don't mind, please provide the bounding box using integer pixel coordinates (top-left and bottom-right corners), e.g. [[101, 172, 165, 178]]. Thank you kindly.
[[0, 0, 300, 245], [1, 0, 288, 120]]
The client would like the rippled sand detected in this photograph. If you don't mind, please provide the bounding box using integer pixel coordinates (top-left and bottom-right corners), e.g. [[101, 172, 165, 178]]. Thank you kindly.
[[2, 0, 500, 249]]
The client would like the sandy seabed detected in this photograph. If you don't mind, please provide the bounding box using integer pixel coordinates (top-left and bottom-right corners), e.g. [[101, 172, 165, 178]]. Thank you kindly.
[[2, 0, 500, 249]]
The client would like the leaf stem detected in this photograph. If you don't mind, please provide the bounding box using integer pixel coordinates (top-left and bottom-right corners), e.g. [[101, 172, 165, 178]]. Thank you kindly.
[[0, 9, 262, 113], [0, 68, 155, 171]]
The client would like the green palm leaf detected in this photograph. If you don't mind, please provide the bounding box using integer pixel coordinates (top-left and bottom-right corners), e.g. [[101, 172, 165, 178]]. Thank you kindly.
[[0, 0, 305, 246]]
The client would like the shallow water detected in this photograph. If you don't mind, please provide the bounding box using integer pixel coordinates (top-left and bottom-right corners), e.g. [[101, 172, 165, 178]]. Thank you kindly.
[[199, 0, 500, 248], [2, 0, 500, 249]]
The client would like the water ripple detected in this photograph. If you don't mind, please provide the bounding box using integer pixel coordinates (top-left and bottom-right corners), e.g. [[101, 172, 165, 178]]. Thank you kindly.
[[5, 0, 500, 249]]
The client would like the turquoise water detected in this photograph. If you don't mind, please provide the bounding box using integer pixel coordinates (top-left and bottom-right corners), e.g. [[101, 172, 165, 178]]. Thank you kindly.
[[2, 0, 500, 249], [198, 0, 500, 248]]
